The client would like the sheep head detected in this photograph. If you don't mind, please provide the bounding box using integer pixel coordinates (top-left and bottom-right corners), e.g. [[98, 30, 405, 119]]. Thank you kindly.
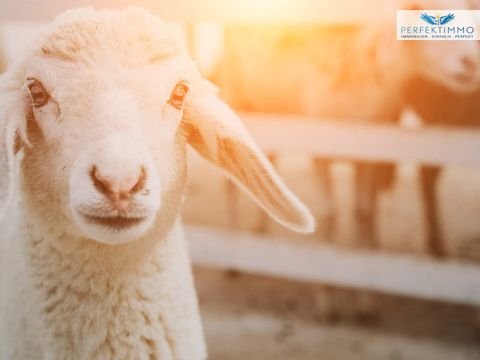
[[0, 7, 314, 245]]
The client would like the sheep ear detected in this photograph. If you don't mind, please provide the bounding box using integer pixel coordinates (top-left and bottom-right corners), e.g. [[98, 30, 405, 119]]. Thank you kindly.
[[0, 75, 25, 218], [183, 93, 315, 233]]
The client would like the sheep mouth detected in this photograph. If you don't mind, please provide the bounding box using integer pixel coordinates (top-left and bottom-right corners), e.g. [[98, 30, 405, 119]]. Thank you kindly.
[[81, 213, 147, 230]]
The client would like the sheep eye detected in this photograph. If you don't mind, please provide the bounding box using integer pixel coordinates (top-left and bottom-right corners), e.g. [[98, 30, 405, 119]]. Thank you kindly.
[[27, 79, 50, 108]]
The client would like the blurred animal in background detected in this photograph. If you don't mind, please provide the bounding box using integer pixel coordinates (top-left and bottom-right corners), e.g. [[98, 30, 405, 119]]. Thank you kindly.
[[405, 76, 480, 257], [213, 0, 480, 255]]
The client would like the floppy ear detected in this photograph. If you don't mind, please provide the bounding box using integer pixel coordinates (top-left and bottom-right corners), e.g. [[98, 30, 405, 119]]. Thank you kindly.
[[0, 73, 26, 218], [183, 91, 315, 233]]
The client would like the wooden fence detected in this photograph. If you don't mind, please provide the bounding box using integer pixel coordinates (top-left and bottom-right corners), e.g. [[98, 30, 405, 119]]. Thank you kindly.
[[188, 115, 480, 307]]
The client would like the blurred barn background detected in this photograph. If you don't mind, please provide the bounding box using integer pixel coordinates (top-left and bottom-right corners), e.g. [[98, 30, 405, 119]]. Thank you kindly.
[[1, 1, 480, 359]]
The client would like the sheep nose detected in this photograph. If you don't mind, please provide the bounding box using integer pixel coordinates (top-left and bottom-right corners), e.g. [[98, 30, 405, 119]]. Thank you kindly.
[[461, 56, 477, 74], [90, 165, 147, 210]]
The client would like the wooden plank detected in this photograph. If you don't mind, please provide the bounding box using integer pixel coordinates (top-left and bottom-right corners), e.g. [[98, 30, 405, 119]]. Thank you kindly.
[[186, 225, 480, 306], [0, 0, 383, 23], [242, 114, 480, 166]]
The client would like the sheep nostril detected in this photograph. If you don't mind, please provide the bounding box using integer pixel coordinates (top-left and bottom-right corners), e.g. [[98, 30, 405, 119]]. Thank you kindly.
[[461, 56, 477, 74], [90, 165, 115, 198], [130, 166, 147, 195], [90, 165, 147, 204]]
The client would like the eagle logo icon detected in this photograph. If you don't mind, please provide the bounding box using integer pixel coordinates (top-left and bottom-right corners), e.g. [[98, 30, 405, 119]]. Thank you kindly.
[[420, 12, 455, 25]]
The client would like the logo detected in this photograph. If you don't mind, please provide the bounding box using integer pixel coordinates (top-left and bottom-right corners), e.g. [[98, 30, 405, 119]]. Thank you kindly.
[[420, 12, 455, 26], [397, 10, 480, 40]]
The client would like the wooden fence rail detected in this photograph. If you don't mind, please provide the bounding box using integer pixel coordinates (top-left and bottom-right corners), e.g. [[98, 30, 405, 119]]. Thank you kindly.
[[187, 225, 480, 307], [242, 114, 480, 166]]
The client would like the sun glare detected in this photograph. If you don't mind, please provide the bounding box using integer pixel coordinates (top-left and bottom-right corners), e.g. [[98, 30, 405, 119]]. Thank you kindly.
[[233, 0, 295, 22]]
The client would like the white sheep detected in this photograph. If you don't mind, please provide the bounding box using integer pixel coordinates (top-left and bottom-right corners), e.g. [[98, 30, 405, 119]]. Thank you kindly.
[[0, 7, 314, 359]]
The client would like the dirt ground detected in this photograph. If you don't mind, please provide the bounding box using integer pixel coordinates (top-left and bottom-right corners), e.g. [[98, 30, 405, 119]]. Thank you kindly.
[[183, 150, 480, 359], [195, 267, 480, 360]]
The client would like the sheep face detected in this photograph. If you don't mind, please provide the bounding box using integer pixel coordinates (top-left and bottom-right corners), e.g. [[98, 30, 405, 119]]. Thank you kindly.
[[20, 55, 192, 245], [0, 8, 314, 246]]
